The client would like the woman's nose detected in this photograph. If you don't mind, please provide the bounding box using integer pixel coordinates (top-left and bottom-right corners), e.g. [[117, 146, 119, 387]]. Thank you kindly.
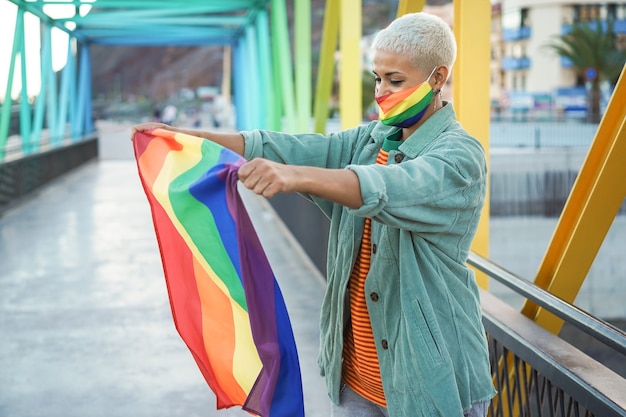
[[375, 84, 389, 98]]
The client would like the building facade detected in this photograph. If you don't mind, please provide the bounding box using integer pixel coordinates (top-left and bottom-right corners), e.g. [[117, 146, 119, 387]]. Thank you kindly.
[[491, 0, 626, 116]]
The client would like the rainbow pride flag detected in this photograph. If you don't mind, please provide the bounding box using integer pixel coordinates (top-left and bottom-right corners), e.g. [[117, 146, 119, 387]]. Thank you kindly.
[[133, 128, 304, 417]]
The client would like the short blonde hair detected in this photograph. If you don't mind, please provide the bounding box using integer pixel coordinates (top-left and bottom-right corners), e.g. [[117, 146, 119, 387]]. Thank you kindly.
[[372, 12, 456, 76]]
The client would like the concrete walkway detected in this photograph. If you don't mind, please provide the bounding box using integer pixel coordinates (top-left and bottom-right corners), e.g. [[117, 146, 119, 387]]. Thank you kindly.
[[0, 122, 330, 417]]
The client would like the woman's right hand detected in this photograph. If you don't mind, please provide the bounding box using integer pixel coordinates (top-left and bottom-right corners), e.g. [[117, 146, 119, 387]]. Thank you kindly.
[[131, 122, 170, 135]]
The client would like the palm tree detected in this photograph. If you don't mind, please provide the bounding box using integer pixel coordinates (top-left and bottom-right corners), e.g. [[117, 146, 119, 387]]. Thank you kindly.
[[544, 19, 626, 123]]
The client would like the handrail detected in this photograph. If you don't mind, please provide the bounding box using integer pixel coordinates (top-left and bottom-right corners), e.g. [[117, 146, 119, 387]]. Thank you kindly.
[[468, 252, 626, 356]]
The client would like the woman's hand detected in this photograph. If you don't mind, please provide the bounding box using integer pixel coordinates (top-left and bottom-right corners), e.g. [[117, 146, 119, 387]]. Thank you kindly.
[[238, 158, 363, 208], [131, 122, 170, 136], [238, 158, 300, 198]]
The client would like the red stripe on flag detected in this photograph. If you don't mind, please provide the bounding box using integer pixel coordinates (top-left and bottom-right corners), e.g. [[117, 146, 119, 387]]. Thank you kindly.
[[142, 182, 242, 407]]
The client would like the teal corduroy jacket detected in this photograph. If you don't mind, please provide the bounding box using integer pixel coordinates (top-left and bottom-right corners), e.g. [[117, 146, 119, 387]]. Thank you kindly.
[[241, 102, 497, 417]]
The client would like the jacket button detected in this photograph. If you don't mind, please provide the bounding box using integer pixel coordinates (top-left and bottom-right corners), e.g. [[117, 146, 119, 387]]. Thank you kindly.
[[381, 339, 389, 349], [370, 292, 379, 302], [394, 153, 404, 163], [372, 243, 377, 254]]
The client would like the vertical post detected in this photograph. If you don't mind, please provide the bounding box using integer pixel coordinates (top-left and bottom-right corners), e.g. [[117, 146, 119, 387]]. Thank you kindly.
[[294, 0, 311, 132], [245, 23, 262, 129], [56, 40, 73, 143], [256, 9, 275, 130], [396, 0, 425, 17], [32, 23, 52, 151], [339, 0, 362, 129], [47, 28, 59, 142], [75, 43, 92, 139], [233, 38, 248, 131], [313, 0, 339, 134], [68, 39, 78, 140], [453, 0, 492, 289], [18, 11, 31, 154], [0, 7, 25, 159], [221, 45, 232, 128], [271, 0, 296, 132]]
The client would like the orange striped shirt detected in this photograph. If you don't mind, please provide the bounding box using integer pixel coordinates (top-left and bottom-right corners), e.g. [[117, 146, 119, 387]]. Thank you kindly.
[[342, 146, 392, 406]]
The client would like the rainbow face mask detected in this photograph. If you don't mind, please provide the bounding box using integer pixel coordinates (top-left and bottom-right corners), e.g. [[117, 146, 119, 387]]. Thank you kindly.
[[376, 67, 437, 128]]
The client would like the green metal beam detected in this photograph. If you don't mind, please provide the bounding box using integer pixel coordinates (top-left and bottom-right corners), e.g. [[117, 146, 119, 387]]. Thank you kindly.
[[271, 0, 296, 132], [294, 0, 311, 132], [313, 0, 339, 134]]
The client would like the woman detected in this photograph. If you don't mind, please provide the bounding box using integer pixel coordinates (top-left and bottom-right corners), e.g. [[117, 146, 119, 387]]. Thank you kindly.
[[133, 12, 496, 417]]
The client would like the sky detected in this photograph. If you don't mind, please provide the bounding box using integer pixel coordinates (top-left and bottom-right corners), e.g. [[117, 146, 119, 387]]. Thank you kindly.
[[0, 0, 93, 102]]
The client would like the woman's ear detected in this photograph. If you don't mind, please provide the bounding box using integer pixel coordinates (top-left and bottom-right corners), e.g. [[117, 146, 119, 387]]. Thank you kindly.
[[434, 66, 449, 90]]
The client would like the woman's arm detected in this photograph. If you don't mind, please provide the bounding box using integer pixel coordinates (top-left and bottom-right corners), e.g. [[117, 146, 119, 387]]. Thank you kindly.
[[131, 122, 245, 156], [238, 158, 363, 209], [132, 123, 363, 208]]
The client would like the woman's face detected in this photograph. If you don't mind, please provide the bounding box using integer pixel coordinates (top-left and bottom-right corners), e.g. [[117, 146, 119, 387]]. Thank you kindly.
[[371, 49, 431, 99]]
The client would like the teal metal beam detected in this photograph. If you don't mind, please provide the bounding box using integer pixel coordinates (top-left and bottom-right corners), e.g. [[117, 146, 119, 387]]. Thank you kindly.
[[245, 23, 262, 129], [271, 0, 296, 132], [0, 7, 25, 160], [55, 40, 74, 143], [233, 39, 247, 130], [9, 0, 85, 41], [82, 0, 255, 9], [65, 4, 253, 20], [68, 41, 78, 142], [70, 16, 249, 27], [294, 0, 311, 132], [90, 37, 236, 47], [31, 24, 54, 153], [74, 44, 92, 140], [75, 27, 238, 38], [18, 9, 31, 154]]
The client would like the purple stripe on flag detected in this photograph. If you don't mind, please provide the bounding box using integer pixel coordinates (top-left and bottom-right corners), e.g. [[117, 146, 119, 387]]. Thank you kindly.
[[220, 161, 304, 417]]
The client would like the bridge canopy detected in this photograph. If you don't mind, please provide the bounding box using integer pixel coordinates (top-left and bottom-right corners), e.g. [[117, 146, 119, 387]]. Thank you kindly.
[[12, 0, 267, 46]]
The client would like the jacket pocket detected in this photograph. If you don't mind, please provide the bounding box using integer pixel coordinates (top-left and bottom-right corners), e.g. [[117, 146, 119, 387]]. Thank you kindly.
[[409, 297, 444, 366]]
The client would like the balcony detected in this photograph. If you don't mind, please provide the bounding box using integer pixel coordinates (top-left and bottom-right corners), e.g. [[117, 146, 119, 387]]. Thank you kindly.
[[503, 26, 531, 41], [502, 56, 531, 71]]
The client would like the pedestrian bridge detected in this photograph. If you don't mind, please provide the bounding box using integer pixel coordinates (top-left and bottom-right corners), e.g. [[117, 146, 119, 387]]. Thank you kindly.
[[1, 1, 626, 416]]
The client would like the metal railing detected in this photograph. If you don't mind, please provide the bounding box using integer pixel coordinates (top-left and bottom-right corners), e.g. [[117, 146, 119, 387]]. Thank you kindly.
[[469, 253, 626, 417]]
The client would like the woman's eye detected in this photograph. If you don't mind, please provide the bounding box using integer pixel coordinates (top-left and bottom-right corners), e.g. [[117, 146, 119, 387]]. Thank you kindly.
[[390, 80, 403, 85], [374, 77, 382, 83]]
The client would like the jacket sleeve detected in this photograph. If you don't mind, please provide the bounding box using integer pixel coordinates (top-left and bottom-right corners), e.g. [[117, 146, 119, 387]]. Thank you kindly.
[[345, 132, 487, 235], [240, 124, 374, 217], [241, 128, 359, 169]]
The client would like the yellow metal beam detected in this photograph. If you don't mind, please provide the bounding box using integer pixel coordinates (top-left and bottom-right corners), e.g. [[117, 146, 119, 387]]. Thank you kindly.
[[453, 0, 492, 289], [522, 65, 626, 333], [313, 0, 339, 134], [396, 0, 425, 17], [339, 0, 362, 129]]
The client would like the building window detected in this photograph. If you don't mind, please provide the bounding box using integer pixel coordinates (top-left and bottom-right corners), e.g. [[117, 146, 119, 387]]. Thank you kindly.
[[521, 8, 530, 27], [574, 5, 602, 22], [607, 3, 626, 20]]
